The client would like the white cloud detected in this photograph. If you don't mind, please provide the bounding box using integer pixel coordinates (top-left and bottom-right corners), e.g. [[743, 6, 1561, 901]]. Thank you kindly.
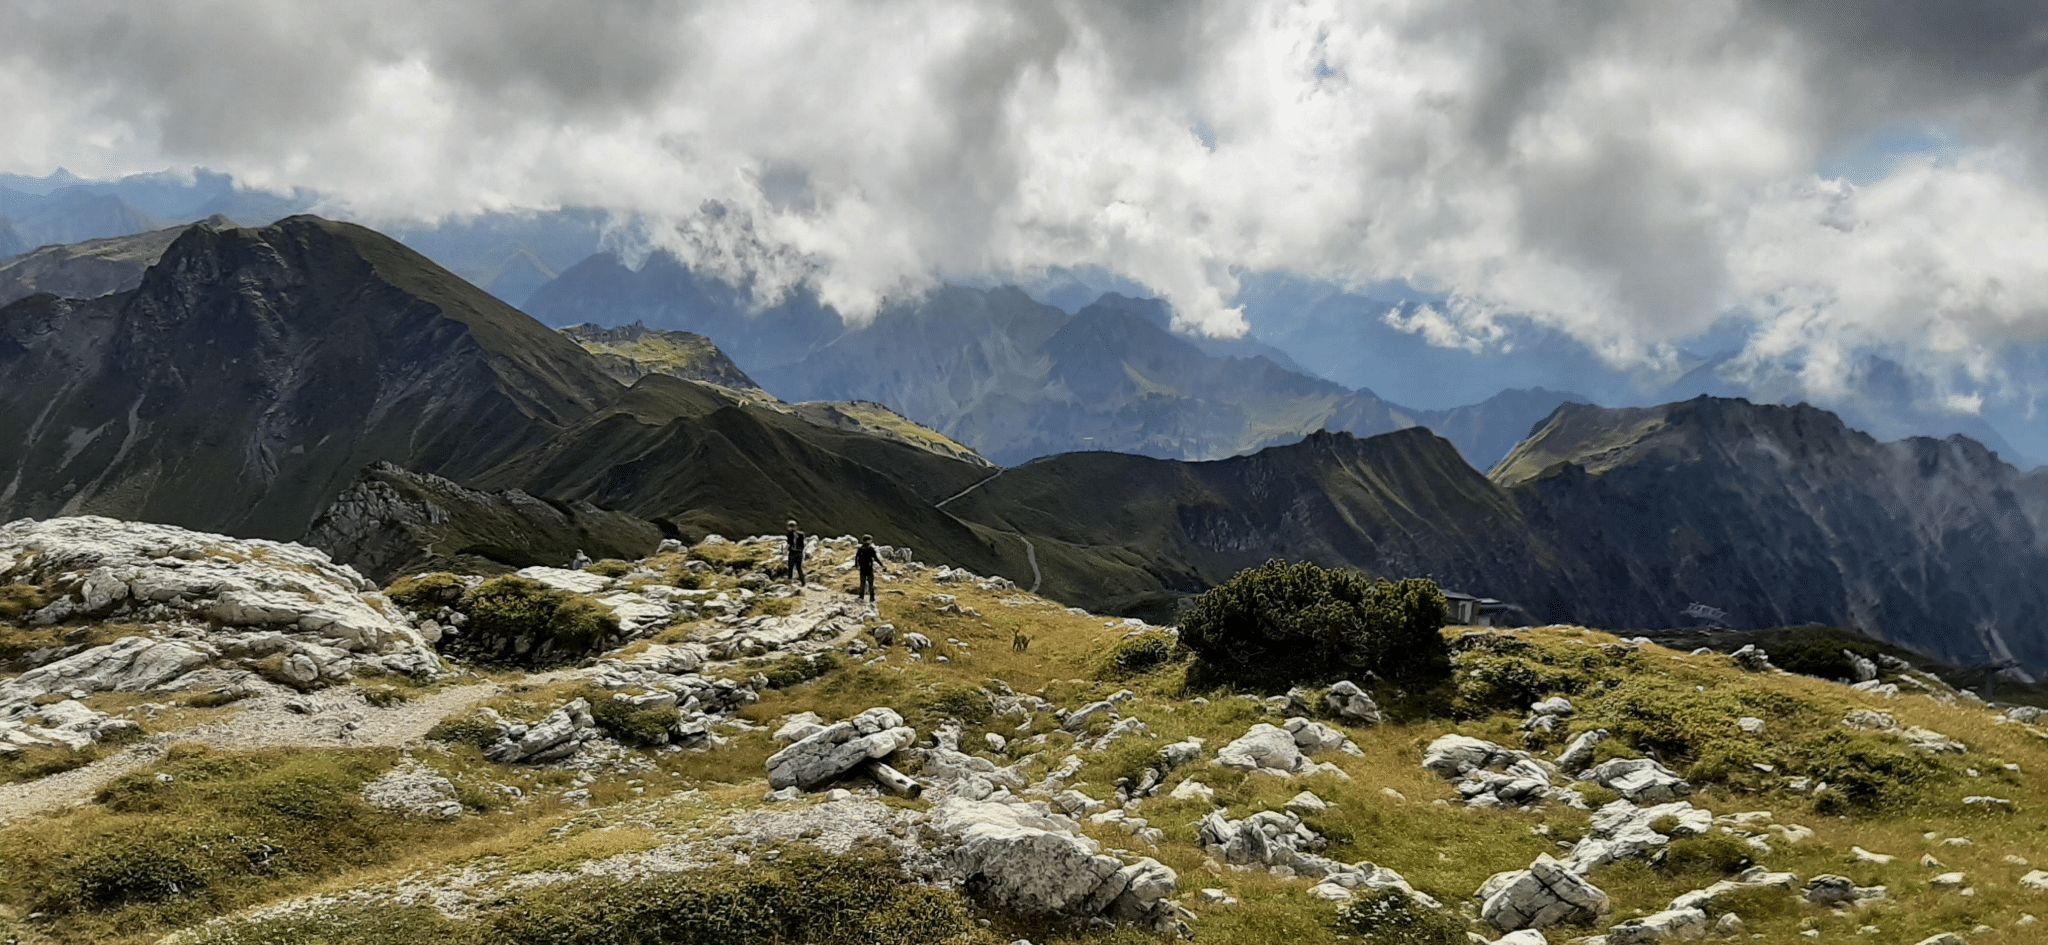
[[2, 0, 2046, 407]]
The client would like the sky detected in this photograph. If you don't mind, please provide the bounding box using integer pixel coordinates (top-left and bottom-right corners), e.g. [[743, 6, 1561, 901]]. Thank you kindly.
[[4, 0, 2048, 424]]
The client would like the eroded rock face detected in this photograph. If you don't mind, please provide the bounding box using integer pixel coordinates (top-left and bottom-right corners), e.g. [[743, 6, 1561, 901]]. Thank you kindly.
[[1, 516, 425, 653], [483, 699, 599, 764], [765, 707, 915, 790], [1480, 854, 1611, 931], [929, 796, 1179, 929]]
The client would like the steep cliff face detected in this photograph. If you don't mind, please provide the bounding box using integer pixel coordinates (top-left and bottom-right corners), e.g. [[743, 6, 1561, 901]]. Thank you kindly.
[[1502, 399, 2048, 669], [0, 216, 620, 538]]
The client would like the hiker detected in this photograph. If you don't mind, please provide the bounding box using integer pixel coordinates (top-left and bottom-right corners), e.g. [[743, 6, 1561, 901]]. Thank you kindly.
[[855, 534, 880, 603], [784, 519, 807, 585]]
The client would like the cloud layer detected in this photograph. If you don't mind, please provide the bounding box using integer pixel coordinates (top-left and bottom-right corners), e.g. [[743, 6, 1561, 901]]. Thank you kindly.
[[4, 0, 2047, 407]]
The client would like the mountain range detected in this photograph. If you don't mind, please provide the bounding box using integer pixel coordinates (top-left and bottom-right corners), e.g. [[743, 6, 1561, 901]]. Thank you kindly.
[[6, 215, 2047, 675], [525, 251, 1580, 469]]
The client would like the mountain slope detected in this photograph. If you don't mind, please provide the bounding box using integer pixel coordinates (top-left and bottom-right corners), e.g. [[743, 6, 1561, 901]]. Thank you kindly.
[[946, 428, 1572, 616], [0, 217, 231, 307], [0, 216, 620, 538]]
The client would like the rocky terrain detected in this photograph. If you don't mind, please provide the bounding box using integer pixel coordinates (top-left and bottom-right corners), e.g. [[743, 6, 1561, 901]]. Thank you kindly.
[[4, 514, 2047, 945]]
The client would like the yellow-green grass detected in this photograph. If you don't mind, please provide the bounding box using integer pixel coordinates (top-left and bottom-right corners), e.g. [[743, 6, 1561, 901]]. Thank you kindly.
[[9, 558, 2048, 945]]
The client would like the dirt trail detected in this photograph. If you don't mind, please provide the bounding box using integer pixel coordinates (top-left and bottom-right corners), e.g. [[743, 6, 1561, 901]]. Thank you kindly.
[[0, 682, 501, 825]]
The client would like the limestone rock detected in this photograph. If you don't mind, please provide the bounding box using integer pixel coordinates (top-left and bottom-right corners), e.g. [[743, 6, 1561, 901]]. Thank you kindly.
[[1584, 757, 1692, 803], [1480, 854, 1611, 931], [929, 796, 1178, 929], [0, 516, 425, 654], [1323, 680, 1382, 725], [1607, 907, 1708, 943], [484, 699, 598, 764], [1216, 723, 1311, 775], [765, 707, 916, 790]]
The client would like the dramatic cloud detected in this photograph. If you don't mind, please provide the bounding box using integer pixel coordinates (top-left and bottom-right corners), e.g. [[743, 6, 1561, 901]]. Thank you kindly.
[[4, 0, 2047, 405]]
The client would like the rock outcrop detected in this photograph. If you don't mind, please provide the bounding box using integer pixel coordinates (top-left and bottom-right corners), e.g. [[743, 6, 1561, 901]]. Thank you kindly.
[[765, 707, 916, 790], [929, 796, 1180, 930]]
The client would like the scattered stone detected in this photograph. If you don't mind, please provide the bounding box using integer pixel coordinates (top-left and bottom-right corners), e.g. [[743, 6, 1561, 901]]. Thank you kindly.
[[483, 699, 598, 764], [1556, 729, 1608, 771], [361, 761, 464, 819], [1323, 680, 1382, 725], [1584, 757, 1692, 803], [1607, 906, 1708, 944], [1730, 644, 1773, 672], [1804, 874, 1889, 907]]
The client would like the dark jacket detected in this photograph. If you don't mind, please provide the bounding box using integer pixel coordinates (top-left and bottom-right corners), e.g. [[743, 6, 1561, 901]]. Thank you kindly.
[[855, 545, 879, 572], [786, 530, 805, 559]]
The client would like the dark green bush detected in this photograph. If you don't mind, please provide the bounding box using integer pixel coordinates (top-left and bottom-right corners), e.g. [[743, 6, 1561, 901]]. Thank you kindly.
[[1659, 831, 1754, 878], [1178, 560, 1450, 688], [759, 652, 842, 689], [443, 576, 622, 669], [920, 686, 993, 726], [1102, 630, 1179, 677], [384, 572, 466, 612], [1332, 888, 1467, 945], [426, 713, 502, 749], [586, 692, 681, 747], [474, 845, 995, 945], [1803, 731, 1945, 812]]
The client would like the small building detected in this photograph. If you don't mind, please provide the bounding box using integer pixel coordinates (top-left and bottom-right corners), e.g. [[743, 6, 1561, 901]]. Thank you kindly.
[[1441, 589, 1532, 627]]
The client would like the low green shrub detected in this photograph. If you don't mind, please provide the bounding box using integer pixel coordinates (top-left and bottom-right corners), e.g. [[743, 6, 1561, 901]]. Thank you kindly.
[[444, 576, 622, 669], [473, 845, 996, 945], [586, 692, 681, 747], [758, 652, 842, 689], [1101, 630, 1179, 678], [384, 572, 466, 612], [1332, 888, 1468, 945], [1179, 560, 1450, 689], [920, 686, 994, 726], [426, 713, 501, 749], [1659, 831, 1754, 878], [584, 559, 636, 578], [1802, 731, 1945, 812]]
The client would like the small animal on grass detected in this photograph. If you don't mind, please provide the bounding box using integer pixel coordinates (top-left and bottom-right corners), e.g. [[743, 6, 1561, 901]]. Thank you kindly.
[[1012, 631, 1031, 653]]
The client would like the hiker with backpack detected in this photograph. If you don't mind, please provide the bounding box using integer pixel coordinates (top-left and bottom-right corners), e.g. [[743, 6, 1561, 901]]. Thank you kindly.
[[784, 519, 807, 585], [856, 534, 881, 603]]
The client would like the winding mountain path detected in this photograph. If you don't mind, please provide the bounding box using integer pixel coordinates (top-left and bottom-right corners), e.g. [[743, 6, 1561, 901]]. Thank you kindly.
[[934, 470, 1004, 508], [0, 682, 503, 825], [1022, 535, 1042, 594]]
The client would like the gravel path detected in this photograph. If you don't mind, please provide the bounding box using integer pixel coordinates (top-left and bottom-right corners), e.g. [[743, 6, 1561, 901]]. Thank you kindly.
[[0, 682, 501, 825]]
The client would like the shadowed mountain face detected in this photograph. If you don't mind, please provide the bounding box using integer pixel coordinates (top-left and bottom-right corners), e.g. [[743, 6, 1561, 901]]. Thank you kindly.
[[1500, 398, 2048, 670], [0, 217, 619, 539], [0, 217, 1018, 581], [938, 398, 2048, 671]]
